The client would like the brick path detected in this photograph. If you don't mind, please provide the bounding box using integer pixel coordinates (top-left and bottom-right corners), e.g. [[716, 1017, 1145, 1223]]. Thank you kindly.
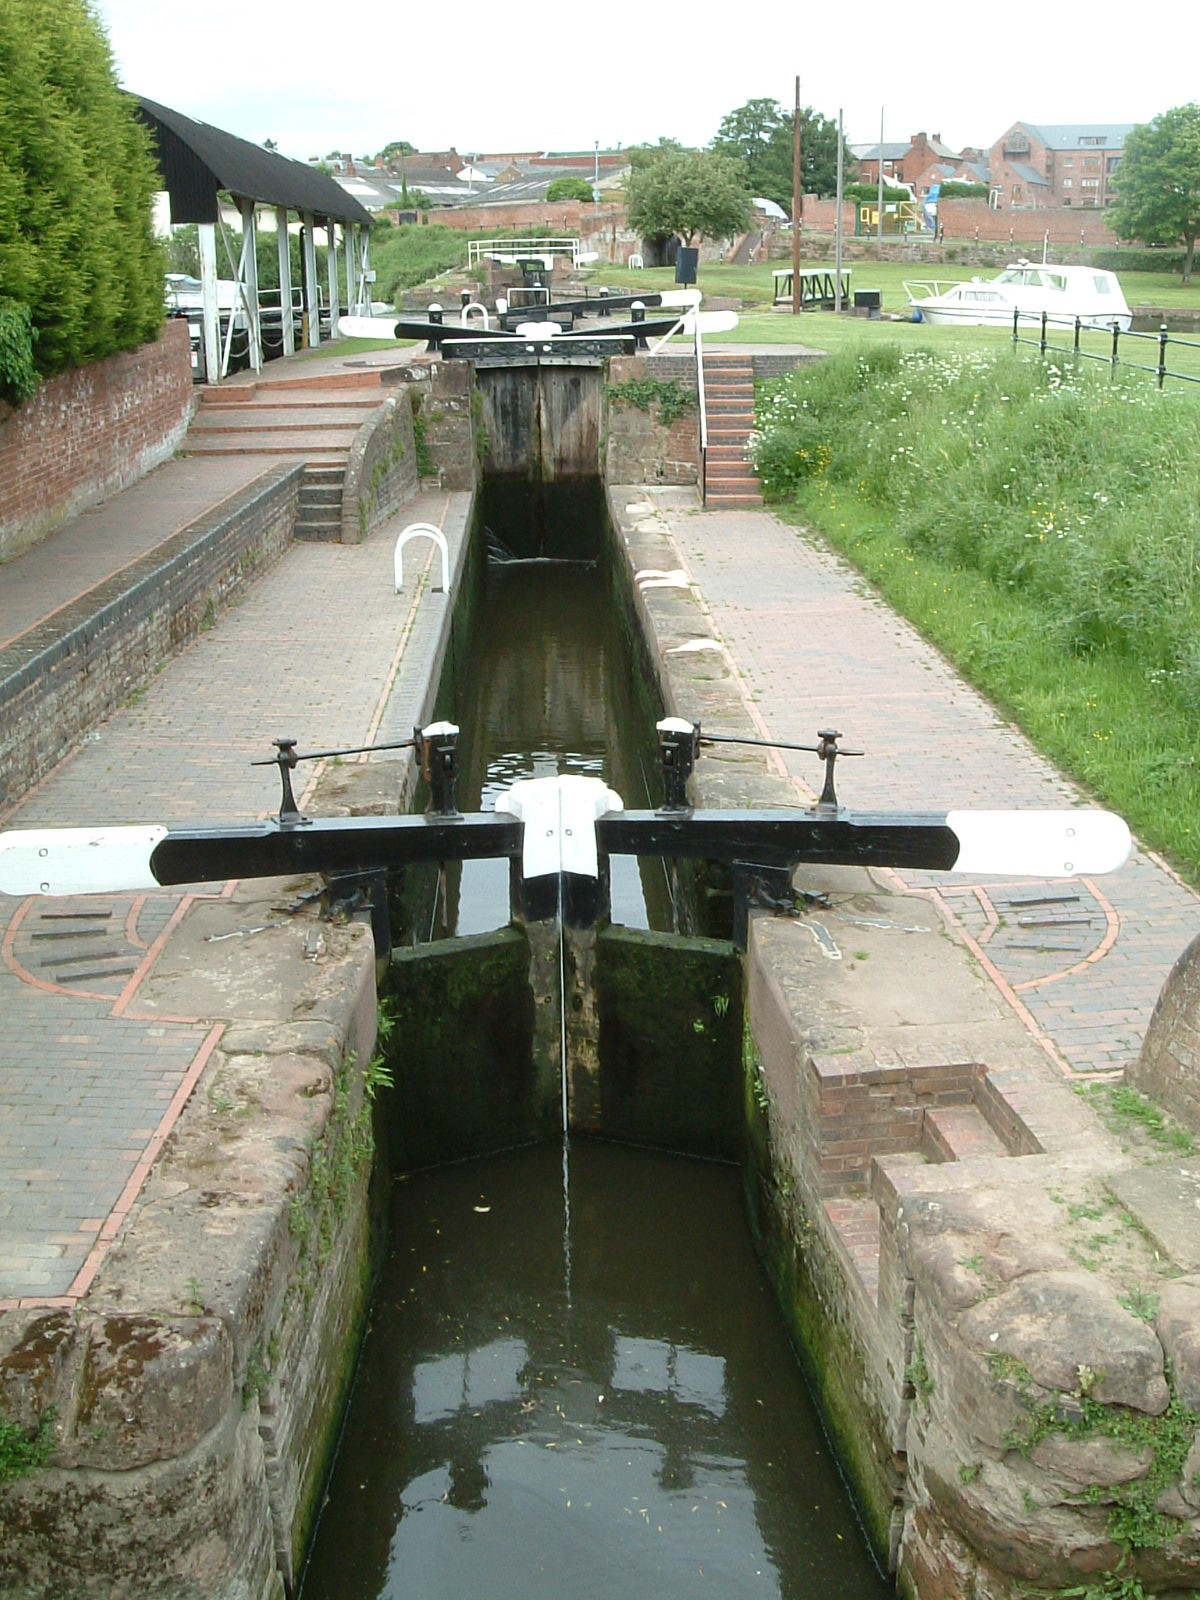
[[0, 477, 468, 1304], [660, 507, 1200, 1078]]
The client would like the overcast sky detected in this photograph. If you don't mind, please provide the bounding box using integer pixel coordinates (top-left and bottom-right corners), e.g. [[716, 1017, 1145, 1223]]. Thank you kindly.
[[96, 0, 1190, 162]]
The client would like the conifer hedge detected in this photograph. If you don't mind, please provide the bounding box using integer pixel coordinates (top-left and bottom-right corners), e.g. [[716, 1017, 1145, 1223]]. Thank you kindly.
[[0, 0, 165, 405]]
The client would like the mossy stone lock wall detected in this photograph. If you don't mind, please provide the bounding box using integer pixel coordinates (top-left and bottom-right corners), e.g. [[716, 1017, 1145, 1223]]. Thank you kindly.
[[585, 926, 744, 1159], [385, 929, 553, 1168]]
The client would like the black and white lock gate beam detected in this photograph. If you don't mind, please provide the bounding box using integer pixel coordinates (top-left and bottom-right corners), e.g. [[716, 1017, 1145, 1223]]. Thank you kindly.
[[0, 719, 1132, 911]]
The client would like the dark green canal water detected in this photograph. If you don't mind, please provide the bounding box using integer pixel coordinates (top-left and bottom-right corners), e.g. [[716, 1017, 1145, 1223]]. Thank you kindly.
[[300, 1141, 889, 1600], [299, 495, 890, 1599]]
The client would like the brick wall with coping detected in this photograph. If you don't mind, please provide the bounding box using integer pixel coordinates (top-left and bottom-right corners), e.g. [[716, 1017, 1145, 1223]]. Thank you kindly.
[[341, 388, 419, 543], [0, 321, 195, 563], [0, 465, 301, 809], [605, 353, 822, 485]]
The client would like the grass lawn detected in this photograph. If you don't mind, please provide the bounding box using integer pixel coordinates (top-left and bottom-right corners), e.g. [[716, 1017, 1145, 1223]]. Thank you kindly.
[[290, 335, 420, 361]]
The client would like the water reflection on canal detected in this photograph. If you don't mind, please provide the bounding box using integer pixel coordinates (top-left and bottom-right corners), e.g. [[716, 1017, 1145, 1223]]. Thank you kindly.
[[300, 1141, 889, 1600]]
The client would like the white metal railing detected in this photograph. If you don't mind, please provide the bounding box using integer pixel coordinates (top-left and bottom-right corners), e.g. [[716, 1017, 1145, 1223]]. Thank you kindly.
[[645, 301, 709, 505], [395, 524, 450, 596], [467, 237, 585, 269]]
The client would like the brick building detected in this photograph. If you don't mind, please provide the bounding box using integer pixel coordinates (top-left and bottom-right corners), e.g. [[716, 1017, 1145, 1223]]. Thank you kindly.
[[989, 122, 1133, 208], [852, 131, 984, 195]]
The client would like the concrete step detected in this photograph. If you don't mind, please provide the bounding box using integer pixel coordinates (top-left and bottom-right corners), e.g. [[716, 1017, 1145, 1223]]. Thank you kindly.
[[706, 444, 750, 462], [184, 434, 351, 462], [923, 1104, 1010, 1163], [294, 516, 343, 542], [823, 1196, 880, 1298], [705, 492, 763, 508], [299, 484, 344, 508], [199, 391, 378, 411], [190, 412, 363, 435]]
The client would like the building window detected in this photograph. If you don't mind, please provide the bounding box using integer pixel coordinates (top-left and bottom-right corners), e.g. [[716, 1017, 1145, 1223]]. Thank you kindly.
[[1082, 179, 1100, 189], [1062, 156, 1073, 167], [1062, 178, 1073, 188]]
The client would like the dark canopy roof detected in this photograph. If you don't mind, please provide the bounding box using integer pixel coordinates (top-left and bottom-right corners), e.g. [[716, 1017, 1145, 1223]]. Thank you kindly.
[[134, 96, 372, 227]]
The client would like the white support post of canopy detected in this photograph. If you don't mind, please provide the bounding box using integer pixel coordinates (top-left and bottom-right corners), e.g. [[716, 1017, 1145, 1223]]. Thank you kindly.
[[238, 197, 263, 373], [301, 212, 320, 347], [356, 229, 371, 315], [275, 205, 295, 359], [326, 219, 340, 340], [345, 224, 358, 328], [198, 221, 220, 384]]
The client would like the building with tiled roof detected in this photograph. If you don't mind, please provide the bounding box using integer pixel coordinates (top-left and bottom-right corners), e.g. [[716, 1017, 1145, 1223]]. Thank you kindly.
[[852, 132, 986, 196], [989, 122, 1133, 207]]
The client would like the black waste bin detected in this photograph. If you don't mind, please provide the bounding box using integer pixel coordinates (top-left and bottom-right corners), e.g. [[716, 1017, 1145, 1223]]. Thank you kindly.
[[853, 289, 882, 319], [675, 247, 698, 286]]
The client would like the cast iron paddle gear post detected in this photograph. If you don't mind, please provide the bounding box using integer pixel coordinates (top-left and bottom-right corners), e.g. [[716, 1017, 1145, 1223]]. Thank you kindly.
[[657, 718, 699, 813]]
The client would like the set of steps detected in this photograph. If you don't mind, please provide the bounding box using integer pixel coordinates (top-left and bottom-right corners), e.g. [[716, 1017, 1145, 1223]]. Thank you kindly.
[[185, 383, 380, 468], [295, 466, 346, 542], [703, 354, 762, 508]]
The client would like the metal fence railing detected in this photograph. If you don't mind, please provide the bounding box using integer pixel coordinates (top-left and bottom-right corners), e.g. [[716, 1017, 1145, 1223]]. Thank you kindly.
[[1012, 311, 1200, 390]]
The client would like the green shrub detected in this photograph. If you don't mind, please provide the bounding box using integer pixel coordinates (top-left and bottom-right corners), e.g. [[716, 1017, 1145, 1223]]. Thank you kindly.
[[0, 0, 165, 379], [0, 300, 38, 406], [546, 177, 594, 204], [753, 345, 1200, 682], [1092, 247, 1186, 275], [368, 224, 471, 304]]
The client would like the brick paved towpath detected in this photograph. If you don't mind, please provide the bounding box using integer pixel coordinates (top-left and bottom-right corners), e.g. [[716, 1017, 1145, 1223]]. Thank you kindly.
[[0, 478, 468, 1305], [657, 503, 1200, 1079]]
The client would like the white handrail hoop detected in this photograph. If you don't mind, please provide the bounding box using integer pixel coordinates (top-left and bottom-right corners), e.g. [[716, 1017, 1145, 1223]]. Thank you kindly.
[[395, 523, 450, 596]]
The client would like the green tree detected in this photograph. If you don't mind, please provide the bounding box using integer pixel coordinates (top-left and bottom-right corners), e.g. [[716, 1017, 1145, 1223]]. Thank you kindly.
[[712, 99, 851, 208], [626, 138, 692, 172], [545, 177, 594, 203], [626, 150, 752, 248], [0, 0, 164, 390], [379, 140, 416, 165], [1109, 104, 1200, 284]]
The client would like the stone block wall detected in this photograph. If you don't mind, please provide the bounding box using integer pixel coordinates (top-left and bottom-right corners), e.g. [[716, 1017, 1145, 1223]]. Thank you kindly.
[[418, 361, 478, 491], [0, 321, 194, 562], [341, 388, 419, 543], [604, 355, 701, 485], [1130, 929, 1200, 1130], [0, 465, 301, 809], [0, 909, 380, 1600]]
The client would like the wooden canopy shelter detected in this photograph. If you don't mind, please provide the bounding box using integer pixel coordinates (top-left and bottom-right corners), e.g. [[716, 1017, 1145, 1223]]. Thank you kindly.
[[135, 96, 374, 380]]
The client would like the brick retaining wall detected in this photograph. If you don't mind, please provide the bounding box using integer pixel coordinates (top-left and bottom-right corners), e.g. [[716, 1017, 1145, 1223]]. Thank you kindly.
[[0, 465, 301, 809], [0, 322, 195, 563], [341, 389, 419, 543]]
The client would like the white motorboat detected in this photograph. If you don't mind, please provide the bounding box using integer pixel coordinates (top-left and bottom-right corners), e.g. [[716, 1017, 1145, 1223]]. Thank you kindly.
[[904, 260, 1132, 331]]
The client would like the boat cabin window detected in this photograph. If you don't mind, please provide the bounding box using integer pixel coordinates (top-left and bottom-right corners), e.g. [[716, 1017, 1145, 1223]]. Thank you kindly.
[[964, 290, 1002, 302], [1093, 276, 1112, 294], [1039, 272, 1068, 292]]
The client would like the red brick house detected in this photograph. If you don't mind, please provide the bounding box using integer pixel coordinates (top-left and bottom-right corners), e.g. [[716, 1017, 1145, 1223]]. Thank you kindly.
[[988, 122, 1133, 207]]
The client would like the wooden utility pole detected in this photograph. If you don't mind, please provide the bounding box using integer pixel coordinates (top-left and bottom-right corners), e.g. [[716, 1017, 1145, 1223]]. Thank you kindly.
[[877, 107, 885, 258], [792, 76, 802, 316]]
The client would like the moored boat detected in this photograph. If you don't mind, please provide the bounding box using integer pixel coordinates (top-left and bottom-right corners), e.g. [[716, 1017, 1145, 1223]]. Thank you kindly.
[[904, 260, 1132, 331]]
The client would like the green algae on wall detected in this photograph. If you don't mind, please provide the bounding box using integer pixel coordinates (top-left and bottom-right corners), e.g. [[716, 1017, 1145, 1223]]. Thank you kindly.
[[385, 929, 547, 1168], [593, 926, 743, 1159]]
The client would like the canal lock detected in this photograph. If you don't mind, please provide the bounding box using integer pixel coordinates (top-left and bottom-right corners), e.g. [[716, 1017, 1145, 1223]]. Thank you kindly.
[[299, 463, 891, 1600], [380, 474, 745, 1169]]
